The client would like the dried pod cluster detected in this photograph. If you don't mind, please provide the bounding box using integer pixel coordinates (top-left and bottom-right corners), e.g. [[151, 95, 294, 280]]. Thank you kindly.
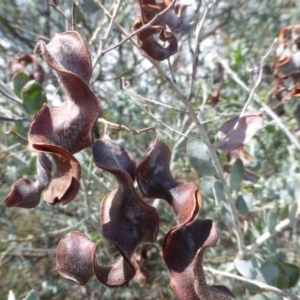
[[133, 0, 191, 61], [55, 135, 235, 298], [3, 28, 234, 299], [274, 24, 300, 98], [4, 31, 101, 208]]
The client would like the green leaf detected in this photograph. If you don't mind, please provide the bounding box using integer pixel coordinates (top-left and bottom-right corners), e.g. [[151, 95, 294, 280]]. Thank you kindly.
[[235, 255, 263, 279], [21, 80, 46, 114], [279, 203, 289, 220], [230, 158, 244, 191], [236, 193, 253, 215], [256, 261, 289, 289], [234, 259, 255, 278], [12, 71, 30, 98], [280, 262, 300, 287], [289, 201, 298, 225], [23, 290, 39, 300], [187, 140, 215, 176], [267, 211, 277, 231], [250, 293, 284, 300], [200, 176, 214, 199], [266, 236, 277, 252], [29, 155, 37, 171], [212, 180, 225, 205], [221, 205, 234, 227], [293, 174, 300, 200]]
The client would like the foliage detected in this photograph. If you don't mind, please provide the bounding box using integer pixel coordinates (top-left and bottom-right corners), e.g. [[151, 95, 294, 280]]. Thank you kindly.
[[0, 0, 300, 300]]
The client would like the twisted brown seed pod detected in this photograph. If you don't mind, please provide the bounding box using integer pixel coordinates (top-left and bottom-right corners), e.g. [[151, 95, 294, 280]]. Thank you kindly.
[[56, 135, 159, 287], [137, 135, 201, 225], [136, 135, 235, 299], [4, 153, 52, 208], [132, 0, 191, 61], [274, 25, 300, 97], [133, 17, 178, 61], [4, 31, 101, 207]]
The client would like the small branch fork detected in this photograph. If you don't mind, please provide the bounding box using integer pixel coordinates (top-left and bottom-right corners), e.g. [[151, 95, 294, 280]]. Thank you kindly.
[[98, 117, 155, 135], [122, 77, 188, 113], [122, 79, 201, 141]]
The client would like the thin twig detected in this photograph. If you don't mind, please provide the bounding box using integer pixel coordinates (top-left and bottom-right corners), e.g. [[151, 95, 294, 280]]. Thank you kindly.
[[188, 1, 215, 101], [0, 219, 87, 243], [167, 58, 176, 83], [98, 117, 156, 134], [0, 148, 28, 161], [4, 130, 28, 142], [126, 92, 201, 141], [244, 218, 291, 256], [138, 0, 146, 24], [0, 248, 56, 258], [204, 266, 300, 300], [94, 0, 141, 54], [49, 2, 69, 31], [122, 78, 187, 113], [0, 79, 23, 105], [72, 2, 77, 31], [0, 116, 30, 123], [14, 25, 50, 41], [92, 0, 123, 68]]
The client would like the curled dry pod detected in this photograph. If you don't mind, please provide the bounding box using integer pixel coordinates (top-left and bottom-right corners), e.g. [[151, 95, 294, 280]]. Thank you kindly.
[[5, 31, 101, 207], [133, 0, 191, 61], [133, 18, 178, 61], [275, 25, 300, 76], [93, 135, 159, 256], [31, 31, 101, 154], [56, 135, 159, 287], [7, 54, 45, 84], [4, 153, 51, 208], [141, 0, 192, 34], [32, 144, 81, 205], [93, 135, 159, 285], [137, 135, 201, 225], [56, 231, 96, 285], [56, 230, 136, 287], [163, 220, 235, 300], [274, 25, 300, 97], [12, 31, 101, 206], [137, 134, 234, 298]]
